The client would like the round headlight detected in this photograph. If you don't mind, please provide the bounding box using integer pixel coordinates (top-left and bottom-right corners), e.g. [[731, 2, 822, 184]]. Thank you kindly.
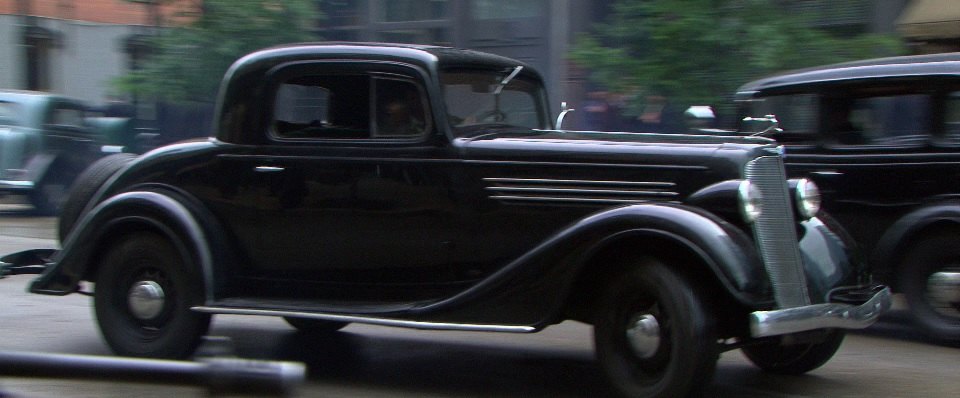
[[738, 180, 762, 223], [795, 178, 821, 219]]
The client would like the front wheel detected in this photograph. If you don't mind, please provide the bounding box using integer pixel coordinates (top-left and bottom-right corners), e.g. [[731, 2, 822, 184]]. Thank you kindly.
[[901, 235, 960, 344], [94, 232, 210, 358], [594, 260, 718, 398], [741, 330, 845, 374]]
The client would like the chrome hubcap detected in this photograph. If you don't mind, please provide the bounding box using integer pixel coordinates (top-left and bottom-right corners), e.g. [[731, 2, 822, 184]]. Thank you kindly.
[[626, 313, 661, 359], [128, 281, 165, 320], [927, 271, 960, 318]]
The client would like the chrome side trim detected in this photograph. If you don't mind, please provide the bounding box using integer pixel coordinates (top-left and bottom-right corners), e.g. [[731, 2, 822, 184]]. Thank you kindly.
[[488, 195, 677, 205], [749, 287, 891, 338], [191, 306, 538, 333], [0, 180, 34, 190], [484, 177, 678, 204], [482, 178, 675, 187], [486, 187, 678, 197]]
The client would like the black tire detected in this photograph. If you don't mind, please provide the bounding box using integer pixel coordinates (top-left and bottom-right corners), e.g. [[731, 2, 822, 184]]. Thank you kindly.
[[741, 330, 845, 375], [94, 232, 210, 359], [58, 153, 137, 242], [594, 260, 718, 398], [283, 317, 349, 333], [900, 235, 960, 344]]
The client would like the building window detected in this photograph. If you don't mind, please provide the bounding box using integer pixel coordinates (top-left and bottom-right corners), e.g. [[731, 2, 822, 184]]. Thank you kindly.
[[321, 0, 367, 27], [23, 26, 56, 91], [472, 0, 544, 20], [375, 0, 448, 22]]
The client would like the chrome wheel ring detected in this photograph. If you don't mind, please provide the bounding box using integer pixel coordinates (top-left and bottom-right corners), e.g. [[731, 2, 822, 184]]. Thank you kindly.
[[128, 281, 166, 320], [927, 270, 960, 319], [626, 313, 661, 359]]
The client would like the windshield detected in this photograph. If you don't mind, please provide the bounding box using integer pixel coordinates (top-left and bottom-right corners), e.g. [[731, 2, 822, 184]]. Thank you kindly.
[[440, 68, 549, 135]]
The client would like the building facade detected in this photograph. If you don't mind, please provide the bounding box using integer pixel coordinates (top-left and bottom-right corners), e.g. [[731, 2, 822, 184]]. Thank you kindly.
[[0, 0, 186, 104], [0, 0, 935, 117]]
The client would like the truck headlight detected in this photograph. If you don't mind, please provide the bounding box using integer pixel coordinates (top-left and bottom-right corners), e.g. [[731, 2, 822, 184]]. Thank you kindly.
[[794, 178, 821, 219], [738, 180, 762, 223]]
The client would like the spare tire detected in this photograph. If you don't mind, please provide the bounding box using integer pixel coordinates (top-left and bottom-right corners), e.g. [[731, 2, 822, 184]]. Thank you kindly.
[[58, 153, 137, 242]]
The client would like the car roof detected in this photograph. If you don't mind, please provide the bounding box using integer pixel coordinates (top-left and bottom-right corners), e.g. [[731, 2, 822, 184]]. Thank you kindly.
[[737, 52, 960, 94], [242, 42, 536, 74]]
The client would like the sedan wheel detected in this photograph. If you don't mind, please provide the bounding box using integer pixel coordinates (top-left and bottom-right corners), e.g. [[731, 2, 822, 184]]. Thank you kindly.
[[94, 233, 210, 358], [741, 330, 845, 374], [594, 259, 718, 398], [901, 235, 960, 344]]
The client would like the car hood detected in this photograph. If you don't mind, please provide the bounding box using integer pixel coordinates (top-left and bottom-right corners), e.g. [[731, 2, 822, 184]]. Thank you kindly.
[[454, 128, 779, 173]]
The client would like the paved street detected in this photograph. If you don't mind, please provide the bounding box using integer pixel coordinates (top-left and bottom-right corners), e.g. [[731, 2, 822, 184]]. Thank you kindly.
[[1, 211, 958, 397]]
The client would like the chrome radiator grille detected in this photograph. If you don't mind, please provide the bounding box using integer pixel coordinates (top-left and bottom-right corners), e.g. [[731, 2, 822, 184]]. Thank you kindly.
[[745, 156, 810, 308]]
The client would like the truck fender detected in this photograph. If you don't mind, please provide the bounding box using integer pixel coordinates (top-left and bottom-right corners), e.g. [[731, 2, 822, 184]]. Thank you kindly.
[[871, 201, 960, 286], [29, 191, 216, 301], [20, 153, 58, 184]]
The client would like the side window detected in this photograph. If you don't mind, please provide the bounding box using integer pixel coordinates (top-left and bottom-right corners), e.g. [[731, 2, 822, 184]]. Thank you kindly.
[[272, 73, 428, 140], [746, 94, 818, 143], [944, 92, 960, 145], [374, 78, 428, 137], [272, 75, 370, 139], [825, 94, 930, 147], [49, 106, 86, 129]]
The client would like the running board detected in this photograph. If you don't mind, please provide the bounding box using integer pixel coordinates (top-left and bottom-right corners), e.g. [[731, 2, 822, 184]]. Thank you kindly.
[[192, 306, 538, 333]]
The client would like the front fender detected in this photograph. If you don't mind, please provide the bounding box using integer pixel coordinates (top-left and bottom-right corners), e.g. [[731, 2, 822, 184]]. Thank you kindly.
[[411, 203, 771, 326], [29, 191, 215, 301]]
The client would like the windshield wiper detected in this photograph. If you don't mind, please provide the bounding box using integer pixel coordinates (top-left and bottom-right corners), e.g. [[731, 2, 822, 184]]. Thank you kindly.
[[494, 66, 523, 95]]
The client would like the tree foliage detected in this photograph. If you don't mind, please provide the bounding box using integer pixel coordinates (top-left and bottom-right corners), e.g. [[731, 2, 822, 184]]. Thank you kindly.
[[116, 0, 319, 102], [571, 0, 905, 120]]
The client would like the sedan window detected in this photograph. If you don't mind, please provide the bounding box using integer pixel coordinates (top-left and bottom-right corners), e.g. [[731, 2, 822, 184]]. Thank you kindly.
[[825, 94, 930, 147], [943, 92, 960, 145]]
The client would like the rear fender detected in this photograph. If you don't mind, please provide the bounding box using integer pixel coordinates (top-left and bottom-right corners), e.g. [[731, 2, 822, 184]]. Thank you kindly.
[[872, 201, 960, 288], [29, 190, 216, 301]]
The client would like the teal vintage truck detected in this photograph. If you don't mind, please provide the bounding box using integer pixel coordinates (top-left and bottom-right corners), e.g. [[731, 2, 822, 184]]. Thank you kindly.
[[0, 90, 139, 215]]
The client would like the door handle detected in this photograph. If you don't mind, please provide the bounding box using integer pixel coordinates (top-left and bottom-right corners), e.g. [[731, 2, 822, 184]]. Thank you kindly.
[[254, 166, 285, 173]]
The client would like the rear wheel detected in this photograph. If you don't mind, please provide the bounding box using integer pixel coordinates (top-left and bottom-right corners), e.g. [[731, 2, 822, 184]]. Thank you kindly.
[[94, 232, 210, 358], [741, 330, 845, 374], [594, 259, 718, 398], [283, 317, 349, 333], [901, 235, 960, 344]]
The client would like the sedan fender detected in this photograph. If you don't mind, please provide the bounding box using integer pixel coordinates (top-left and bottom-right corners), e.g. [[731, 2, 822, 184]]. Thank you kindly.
[[871, 200, 960, 284]]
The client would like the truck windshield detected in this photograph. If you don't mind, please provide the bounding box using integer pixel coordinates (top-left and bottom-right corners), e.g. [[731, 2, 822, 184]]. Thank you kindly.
[[440, 68, 549, 135]]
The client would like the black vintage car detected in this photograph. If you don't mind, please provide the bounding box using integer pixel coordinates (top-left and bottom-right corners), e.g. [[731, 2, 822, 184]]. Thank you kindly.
[[736, 53, 960, 344], [3, 43, 890, 397]]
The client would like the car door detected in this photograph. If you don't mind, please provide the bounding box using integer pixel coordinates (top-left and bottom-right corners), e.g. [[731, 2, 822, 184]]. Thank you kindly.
[[225, 62, 475, 301]]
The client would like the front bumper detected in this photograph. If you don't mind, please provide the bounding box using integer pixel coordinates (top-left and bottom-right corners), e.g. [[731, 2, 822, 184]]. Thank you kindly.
[[750, 284, 891, 338]]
